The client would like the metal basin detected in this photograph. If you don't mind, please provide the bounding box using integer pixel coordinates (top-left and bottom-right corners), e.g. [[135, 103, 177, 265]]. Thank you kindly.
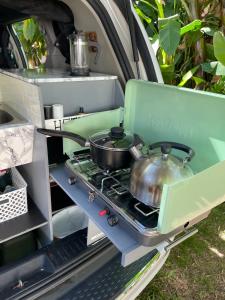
[[0, 110, 14, 124]]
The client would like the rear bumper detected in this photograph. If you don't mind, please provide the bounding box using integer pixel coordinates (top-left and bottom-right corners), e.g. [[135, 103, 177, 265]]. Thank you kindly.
[[36, 244, 168, 300], [116, 250, 169, 300], [0, 230, 169, 300], [38, 249, 168, 300]]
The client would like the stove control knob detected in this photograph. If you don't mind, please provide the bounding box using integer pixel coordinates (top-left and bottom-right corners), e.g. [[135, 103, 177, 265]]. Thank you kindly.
[[107, 215, 118, 227], [98, 209, 110, 217], [88, 191, 96, 202], [68, 177, 76, 185]]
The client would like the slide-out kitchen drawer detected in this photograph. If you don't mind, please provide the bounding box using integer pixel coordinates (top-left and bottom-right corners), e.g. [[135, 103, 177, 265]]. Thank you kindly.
[[50, 165, 169, 267]]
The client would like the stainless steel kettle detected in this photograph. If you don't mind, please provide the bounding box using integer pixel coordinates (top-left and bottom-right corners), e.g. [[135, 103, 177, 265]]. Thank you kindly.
[[129, 141, 195, 208]]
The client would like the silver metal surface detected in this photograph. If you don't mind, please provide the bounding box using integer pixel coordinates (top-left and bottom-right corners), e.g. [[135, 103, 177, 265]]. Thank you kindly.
[[69, 31, 89, 76], [68, 177, 77, 185], [111, 183, 128, 195], [130, 153, 194, 208], [134, 202, 159, 217], [0, 69, 118, 83], [64, 153, 208, 249], [65, 159, 159, 238], [165, 228, 198, 251], [50, 163, 211, 263], [129, 145, 144, 160]]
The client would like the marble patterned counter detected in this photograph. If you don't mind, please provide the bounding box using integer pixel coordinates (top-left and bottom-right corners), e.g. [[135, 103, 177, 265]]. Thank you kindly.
[[0, 124, 34, 169], [0, 103, 34, 169]]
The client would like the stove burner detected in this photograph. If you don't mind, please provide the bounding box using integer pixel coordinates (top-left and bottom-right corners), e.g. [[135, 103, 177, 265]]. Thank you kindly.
[[67, 151, 159, 230], [111, 183, 128, 196], [134, 202, 159, 217]]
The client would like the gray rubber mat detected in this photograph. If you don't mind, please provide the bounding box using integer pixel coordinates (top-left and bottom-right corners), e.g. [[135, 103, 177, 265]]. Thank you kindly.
[[58, 249, 158, 300]]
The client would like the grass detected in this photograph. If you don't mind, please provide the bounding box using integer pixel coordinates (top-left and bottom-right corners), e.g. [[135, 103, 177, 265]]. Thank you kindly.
[[138, 203, 225, 300]]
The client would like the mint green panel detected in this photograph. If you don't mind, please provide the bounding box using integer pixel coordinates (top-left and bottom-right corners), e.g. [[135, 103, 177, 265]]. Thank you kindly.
[[124, 80, 225, 172], [124, 80, 225, 234], [159, 161, 225, 233], [63, 108, 123, 156]]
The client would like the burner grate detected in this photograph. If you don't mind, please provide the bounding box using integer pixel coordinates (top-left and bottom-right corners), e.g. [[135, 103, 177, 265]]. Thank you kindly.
[[71, 152, 102, 178], [134, 202, 159, 217], [66, 152, 159, 230], [98, 169, 131, 196]]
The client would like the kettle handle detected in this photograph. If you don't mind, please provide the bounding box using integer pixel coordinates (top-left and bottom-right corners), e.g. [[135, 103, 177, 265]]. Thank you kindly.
[[149, 142, 195, 163]]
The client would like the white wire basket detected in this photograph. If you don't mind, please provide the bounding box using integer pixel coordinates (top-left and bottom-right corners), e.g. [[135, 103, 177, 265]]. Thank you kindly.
[[0, 168, 28, 223]]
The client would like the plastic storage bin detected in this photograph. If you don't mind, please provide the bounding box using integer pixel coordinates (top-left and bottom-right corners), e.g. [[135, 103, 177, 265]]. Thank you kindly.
[[0, 168, 27, 223], [52, 206, 89, 239]]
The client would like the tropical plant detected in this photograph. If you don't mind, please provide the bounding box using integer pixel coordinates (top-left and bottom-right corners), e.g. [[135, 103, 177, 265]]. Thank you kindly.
[[134, 0, 225, 93], [13, 18, 47, 69]]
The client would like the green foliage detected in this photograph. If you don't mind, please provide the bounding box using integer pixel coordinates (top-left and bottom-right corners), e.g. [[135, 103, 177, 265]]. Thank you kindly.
[[159, 18, 181, 55], [135, 0, 225, 93], [202, 61, 225, 76], [155, 0, 164, 18], [14, 18, 47, 69], [213, 31, 225, 66], [180, 20, 202, 36], [178, 66, 200, 87], [207, 77, 225, 94], [23, 19, 36, 42]]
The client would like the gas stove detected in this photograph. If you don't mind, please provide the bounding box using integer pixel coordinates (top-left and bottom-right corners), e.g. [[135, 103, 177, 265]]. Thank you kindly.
[[65, 151, 162, 246]]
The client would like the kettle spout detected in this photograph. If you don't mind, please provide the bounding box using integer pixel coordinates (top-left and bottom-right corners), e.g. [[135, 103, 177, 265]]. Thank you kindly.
[[129, 145, 143, 160], [129, 134, 144, 160]]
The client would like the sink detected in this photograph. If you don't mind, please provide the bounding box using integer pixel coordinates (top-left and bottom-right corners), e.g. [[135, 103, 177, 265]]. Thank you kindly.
[[0, 110, 13, 124], [0, 104, 26, 126]]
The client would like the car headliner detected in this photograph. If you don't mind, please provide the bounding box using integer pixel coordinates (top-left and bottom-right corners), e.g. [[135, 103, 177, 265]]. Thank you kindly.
[[0, 0, 73, 24]]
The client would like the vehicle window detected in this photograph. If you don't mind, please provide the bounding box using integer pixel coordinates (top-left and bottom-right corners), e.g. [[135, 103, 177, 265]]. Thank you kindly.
[[13, 18, 47, 69], [0, 26, 18, 68]]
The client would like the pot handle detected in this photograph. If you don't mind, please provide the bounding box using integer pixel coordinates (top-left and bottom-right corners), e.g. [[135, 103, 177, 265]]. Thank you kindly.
[[149, 141, 195, 162], [37, 128, 89, 147]]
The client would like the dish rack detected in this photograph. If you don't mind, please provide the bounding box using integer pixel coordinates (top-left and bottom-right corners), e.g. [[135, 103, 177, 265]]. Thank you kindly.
[[45, 113, 90, 131], [0, 168, 27, 223]]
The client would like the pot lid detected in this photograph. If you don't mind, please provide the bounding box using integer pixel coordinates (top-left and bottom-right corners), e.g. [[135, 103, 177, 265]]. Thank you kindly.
[[89, 127, 134, 151]]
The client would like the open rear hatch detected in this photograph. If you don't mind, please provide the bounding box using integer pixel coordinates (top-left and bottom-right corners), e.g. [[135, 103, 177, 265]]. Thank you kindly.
[[0, 0, 224, 299]]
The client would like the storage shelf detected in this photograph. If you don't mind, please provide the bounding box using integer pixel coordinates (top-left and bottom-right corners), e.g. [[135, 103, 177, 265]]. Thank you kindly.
[[50, 164, 157, 266], [0, 199, 48, 244]]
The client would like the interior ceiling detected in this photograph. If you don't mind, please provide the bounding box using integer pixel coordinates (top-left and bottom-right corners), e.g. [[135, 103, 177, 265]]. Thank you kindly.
[[0, 0, 74, 24]]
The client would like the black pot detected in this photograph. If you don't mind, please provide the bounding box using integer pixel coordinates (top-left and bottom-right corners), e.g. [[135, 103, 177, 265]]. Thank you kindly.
[[37, 127, 141, 171], [90, 145, 132, 170]]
